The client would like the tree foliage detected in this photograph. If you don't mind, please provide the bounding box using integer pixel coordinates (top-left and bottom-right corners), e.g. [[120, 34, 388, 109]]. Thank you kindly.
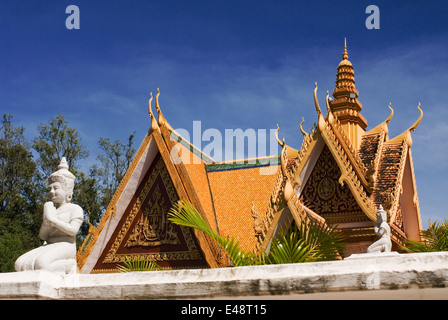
[[32, 114, 89, 176], [402, 220, 448, 253], [0, 113, 136, 272], [0, 114, 42, 272], [92, 133, 136, 213]]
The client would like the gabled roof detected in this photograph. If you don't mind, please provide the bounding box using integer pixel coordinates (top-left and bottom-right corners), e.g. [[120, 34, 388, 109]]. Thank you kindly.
[[253, 83, 423, 252], [77, 92, 221, 272], [78, 43, 424, 268], [77, 90, 282, 271]]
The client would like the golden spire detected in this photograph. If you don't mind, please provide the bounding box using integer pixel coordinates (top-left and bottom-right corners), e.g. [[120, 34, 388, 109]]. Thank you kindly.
[[333, 38, 357, 97], [342, 37, 348, 60], [330, 38, 367, 148]]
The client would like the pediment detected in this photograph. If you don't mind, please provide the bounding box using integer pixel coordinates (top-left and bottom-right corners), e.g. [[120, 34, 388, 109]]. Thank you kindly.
[[299, 145, 368, 225], [92, 153, 208, 272]]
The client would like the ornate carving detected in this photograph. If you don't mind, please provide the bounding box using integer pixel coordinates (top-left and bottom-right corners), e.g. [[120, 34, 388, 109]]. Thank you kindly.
[[126, 185, 180, 247], [300, 146, 365, 219], [101, 155, 202, 265], [251, 202, 263, 238], [318, 177, 336, 200], [319, 114, 377, 220]]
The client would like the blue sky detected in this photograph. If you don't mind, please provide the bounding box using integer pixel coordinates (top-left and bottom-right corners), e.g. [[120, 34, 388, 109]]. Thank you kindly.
[[1, 1, 448, 225]]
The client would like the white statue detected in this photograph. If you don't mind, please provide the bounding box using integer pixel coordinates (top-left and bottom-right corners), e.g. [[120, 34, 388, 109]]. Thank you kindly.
[[15, 158, 83, 274], [367, 205, 392, 254]]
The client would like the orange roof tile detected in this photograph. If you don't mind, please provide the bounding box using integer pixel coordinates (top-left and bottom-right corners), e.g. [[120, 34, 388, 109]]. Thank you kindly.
[[206, 161, 280, 252]]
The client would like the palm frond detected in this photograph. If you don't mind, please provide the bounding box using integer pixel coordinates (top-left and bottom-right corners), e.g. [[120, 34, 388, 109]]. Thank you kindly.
[[117, 256, 162, 272], [266, 224, 317, 264], [168, 200, 261, 266], [169, 200, 345, 267], [402, 219, 448, 253], [298, 219, 345, 261]]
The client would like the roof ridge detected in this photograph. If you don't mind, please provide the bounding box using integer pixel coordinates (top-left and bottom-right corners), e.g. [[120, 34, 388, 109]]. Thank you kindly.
[[168, 128, 214, 164]]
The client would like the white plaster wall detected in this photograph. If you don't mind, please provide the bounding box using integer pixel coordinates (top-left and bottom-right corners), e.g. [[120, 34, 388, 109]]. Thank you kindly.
[[1, 252, 448, 300]]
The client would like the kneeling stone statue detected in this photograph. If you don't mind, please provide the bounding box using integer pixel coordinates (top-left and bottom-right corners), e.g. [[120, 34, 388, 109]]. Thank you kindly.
[[15, 158, 83, 274], [367, 205, 392, 253]]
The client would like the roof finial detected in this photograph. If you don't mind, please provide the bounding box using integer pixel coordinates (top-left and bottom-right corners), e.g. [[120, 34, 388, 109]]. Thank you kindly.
[[409, 103, 423, 132], [275, 124, 285, 147], [342, 37, 348, 60], [313, 82, 322, 116], [299, 117, 307, 136], [155, 88, 167, 127], [148, 92, 159, 133], [385, 103, 394, 124]]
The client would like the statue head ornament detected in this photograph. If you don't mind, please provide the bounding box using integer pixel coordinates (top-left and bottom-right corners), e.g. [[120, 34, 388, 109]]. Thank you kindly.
[[48, 157, 76, 196]]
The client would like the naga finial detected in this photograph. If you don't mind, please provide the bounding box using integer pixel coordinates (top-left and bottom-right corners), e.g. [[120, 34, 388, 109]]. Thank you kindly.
[[385, 103, 394, 124], [148, 92, 153, 116], [325, 90, 331, 114], [148, 92, 159, 132], [155, 88, 167, 126], [314, 82, 322, 116], [299, 117, 307, 136], [409, 103, 423, 132], [275, 124, 285, 147]]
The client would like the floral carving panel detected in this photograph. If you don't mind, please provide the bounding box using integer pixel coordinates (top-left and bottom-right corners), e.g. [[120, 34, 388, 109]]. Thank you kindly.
[[92, 153, 208, 272], [300, 146, 367, 224]]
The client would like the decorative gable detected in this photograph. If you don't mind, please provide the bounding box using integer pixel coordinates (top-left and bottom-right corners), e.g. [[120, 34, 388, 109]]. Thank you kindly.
[[91, 153, 209, 272], [300, 145, 367, 225]]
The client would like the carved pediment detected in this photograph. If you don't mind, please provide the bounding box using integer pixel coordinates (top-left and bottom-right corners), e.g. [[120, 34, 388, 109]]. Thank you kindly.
[[92, 153, 208, 272]]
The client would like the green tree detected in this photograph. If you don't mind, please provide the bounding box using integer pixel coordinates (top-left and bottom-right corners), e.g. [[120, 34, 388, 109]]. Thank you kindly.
[[32, 114, 89, 177], [0, 114, 41, 272], [93, 133, 136, 211], [402, 220, 448, 253]]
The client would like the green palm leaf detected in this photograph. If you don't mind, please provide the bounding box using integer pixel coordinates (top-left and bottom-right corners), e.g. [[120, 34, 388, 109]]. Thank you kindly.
[[168, 200, 261, 266], [117, 256, 162, 272], [297, 219, 344, 261], [169, 200, 344, 267], [402, 219, 448, 252], [266, 224, 317, 264]]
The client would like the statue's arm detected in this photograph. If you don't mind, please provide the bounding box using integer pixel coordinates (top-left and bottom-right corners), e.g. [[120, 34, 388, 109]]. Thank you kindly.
[[47, 205, 84, 237]]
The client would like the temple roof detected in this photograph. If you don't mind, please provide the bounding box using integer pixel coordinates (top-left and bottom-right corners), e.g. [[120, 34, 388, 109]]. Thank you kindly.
[[77, 43, 424, 270]]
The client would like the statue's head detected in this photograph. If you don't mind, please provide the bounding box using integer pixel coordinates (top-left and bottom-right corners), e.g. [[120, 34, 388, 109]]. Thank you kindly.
[[376, 205, 388, 223], [48, 158, 76, 204]]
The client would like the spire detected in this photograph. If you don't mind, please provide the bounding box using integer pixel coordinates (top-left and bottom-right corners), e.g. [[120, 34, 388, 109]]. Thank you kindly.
[[332, 38, 358, 101], [330, 38, 367, 149], [342, 37, 348, 60]]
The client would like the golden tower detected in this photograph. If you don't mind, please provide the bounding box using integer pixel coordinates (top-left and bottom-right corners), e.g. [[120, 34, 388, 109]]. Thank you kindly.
[[330, 38, 367, 149]]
